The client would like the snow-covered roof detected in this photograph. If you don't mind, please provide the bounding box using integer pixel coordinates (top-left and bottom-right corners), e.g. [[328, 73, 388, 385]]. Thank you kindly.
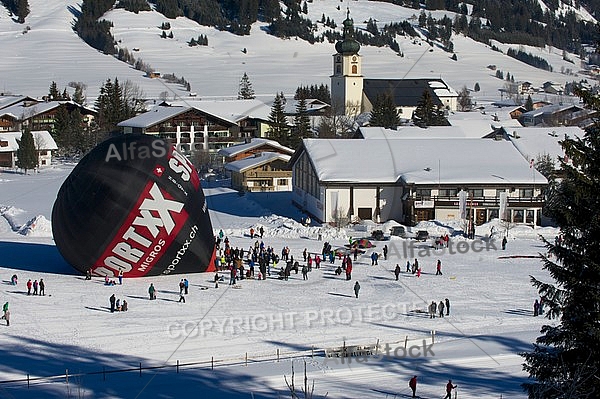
[[218, 138, 294, 157], [300, 137, 547, 185], [117, 106, 192, 128], [0, 100, 94, 119], [0, 95, 32, 110], [0, 131, 58, 152], [283, 98, 329, 114], [358, 126, 470, 139], [168, 99, 272, 123], [506, 126, 583, 166], [224, 151, 291, 173]]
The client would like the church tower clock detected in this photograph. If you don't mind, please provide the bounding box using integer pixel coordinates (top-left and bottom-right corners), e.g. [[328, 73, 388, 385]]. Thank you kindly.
[[331, 9, 363, 116]]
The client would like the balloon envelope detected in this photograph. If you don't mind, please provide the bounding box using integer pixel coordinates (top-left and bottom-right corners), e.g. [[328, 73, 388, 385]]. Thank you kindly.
[[52, 134, 216, 277]]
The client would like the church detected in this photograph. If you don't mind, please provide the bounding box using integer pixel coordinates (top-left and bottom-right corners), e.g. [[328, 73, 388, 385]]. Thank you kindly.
[[330, 10, 458, 119]]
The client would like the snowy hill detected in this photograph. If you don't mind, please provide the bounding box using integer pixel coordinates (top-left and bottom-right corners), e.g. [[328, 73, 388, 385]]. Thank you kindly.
[[0, 0, 594, 105]]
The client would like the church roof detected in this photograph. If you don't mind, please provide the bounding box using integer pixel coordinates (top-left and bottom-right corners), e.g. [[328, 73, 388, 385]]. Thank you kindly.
[[363, 79, 444, 108]]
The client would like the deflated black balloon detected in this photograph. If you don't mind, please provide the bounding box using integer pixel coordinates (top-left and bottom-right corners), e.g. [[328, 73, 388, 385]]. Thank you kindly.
[[52, 134, 216, 277]]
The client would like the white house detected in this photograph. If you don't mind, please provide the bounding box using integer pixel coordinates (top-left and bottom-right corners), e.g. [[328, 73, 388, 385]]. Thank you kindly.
[[0, 130, 58, 168], [290, 135, 547, 226]]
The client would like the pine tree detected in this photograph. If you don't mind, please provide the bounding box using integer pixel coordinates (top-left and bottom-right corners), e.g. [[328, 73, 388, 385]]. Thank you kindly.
[[525, 95, 534, 111], [293, 97, 311, 147], [16, 127, 38, 174], [237, 73, 255, 99], [521, 88, 600, 398], [73, 83, 86, 105], [16, 0, 29, 23], [369, 93, 400, 129], [412, 90, 448, 127], [267, 92, 289, 145], [48, 81, 60, 100]]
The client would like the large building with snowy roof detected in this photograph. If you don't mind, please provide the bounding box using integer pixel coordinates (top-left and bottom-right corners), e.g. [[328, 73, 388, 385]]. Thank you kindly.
[[330, 10, 457, 118], [290, 135, 547, 226]]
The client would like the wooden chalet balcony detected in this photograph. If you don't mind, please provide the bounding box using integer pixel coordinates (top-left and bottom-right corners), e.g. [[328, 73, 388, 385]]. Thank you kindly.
[[412, 195, 545, 207], [245, 170, 291, 178]]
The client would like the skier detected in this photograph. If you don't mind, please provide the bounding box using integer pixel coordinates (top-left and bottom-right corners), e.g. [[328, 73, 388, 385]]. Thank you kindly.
[[394, 264, 401, 281], [148, 283, 156, 300], [409, 375, 418, 398], [436, 259, 443, 275], [10, 274, 17, 285], [406, 260, 411, 273], [354, 281, 361, 298], [33, 279, 38, 295], [2, 301, 8, 320], [439, 300, 445, 317], [444, 380, 457, 399], [445, 298, 450, 315], [109, 294, 116, 313], [26, 279, 32, 295], [302, 264, 308, 280], [39, 278, 45, 296]]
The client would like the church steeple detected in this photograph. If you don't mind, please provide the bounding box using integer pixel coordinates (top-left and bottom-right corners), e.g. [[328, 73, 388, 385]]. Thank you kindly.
[[331, 8, 363, 116], [335, 9, 360, 55]]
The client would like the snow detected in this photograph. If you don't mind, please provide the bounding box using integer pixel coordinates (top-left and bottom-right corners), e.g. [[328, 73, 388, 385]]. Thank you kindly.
[[0, 164, 558, 398], [301, 137, 547, 185]]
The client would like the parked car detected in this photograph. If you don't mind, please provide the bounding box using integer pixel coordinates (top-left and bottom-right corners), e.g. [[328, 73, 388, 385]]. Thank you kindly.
[[415, 230, 429, 241], [371, 230, 385, 240], [389, 226, 407, 238]]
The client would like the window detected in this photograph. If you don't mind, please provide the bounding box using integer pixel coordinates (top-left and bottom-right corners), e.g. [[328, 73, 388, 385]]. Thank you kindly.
[[414, 188, 431, 199], [468, 189, 483, 198], [513, 209, 524, 223], [352, 65, 357, 74], [520, 188, 534, 198], [336, 65, 341, 74], [277, 179, 287, 186], [438, 188, 457, 197]]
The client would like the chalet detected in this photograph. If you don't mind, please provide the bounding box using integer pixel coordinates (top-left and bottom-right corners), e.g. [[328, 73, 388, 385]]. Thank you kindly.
[[330, 10, 457, 117], [290, 135, 546, 226], [0, 131, 58, 168], [224, 152, 292, 192], [217, 138, 294, 163], [117, 100, 271, 164], [520, 104, 594, 127], [542, 81, 564, 95], [0, 99, 96, 132], [509, 106, 528, 120]]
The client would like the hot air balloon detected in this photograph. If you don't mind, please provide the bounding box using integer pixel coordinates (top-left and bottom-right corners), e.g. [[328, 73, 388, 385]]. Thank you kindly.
[[52, 134, 216, 277]]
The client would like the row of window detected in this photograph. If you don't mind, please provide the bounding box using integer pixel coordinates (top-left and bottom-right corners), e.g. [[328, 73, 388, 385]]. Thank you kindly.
[[414, 188, 535, 198]]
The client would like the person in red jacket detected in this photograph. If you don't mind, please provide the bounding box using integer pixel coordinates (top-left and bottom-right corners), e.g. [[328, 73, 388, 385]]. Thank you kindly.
[[409, 375, 417, 397], [444, 379, 457, 398]]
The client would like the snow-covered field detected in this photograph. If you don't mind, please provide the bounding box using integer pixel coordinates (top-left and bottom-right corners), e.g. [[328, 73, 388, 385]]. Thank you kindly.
[[0, 165, 556, 398]]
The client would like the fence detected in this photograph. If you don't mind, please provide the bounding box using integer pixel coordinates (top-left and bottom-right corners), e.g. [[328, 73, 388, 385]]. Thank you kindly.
[[0, 333, 434, 390]]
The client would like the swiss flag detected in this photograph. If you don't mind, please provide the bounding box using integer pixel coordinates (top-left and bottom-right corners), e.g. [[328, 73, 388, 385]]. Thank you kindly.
[[153, 165, 164, 177]]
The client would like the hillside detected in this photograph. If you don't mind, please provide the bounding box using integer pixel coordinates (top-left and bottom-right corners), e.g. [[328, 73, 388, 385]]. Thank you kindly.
[[0, 0, 596, 105]]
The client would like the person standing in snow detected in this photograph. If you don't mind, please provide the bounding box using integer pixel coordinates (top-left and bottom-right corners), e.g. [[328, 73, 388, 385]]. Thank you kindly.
[[346, 259, 353, 280], [179, 279, 185, 294], [371, 252, 378, 265], [436, 259, 443, 275], [445, 298, 450, 315], [502, 236, 507, 250], [302, 264, 308, 280], [259, 226, 264, 238], [26, 279, 32, 295], [406, 260, 411, 273], [33, 279, 38, 295], [2, 302, 8, 320], [444, 380, 457, 399], [383, 245, 388, 260], [184, 278, 189, 294], [109, 294, 116, 313], [439, 300, 445, 318], [148, 283, 156, 300], [39, 278, 45, 296], [394, 264, 401, 280], [538, 297, 544, 315], [118, 270, 123, 285], [533, 299, 540, 316], [354, 281, 361, 298], [409, 375, 418, 398], [429, 301, 437, 318]]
